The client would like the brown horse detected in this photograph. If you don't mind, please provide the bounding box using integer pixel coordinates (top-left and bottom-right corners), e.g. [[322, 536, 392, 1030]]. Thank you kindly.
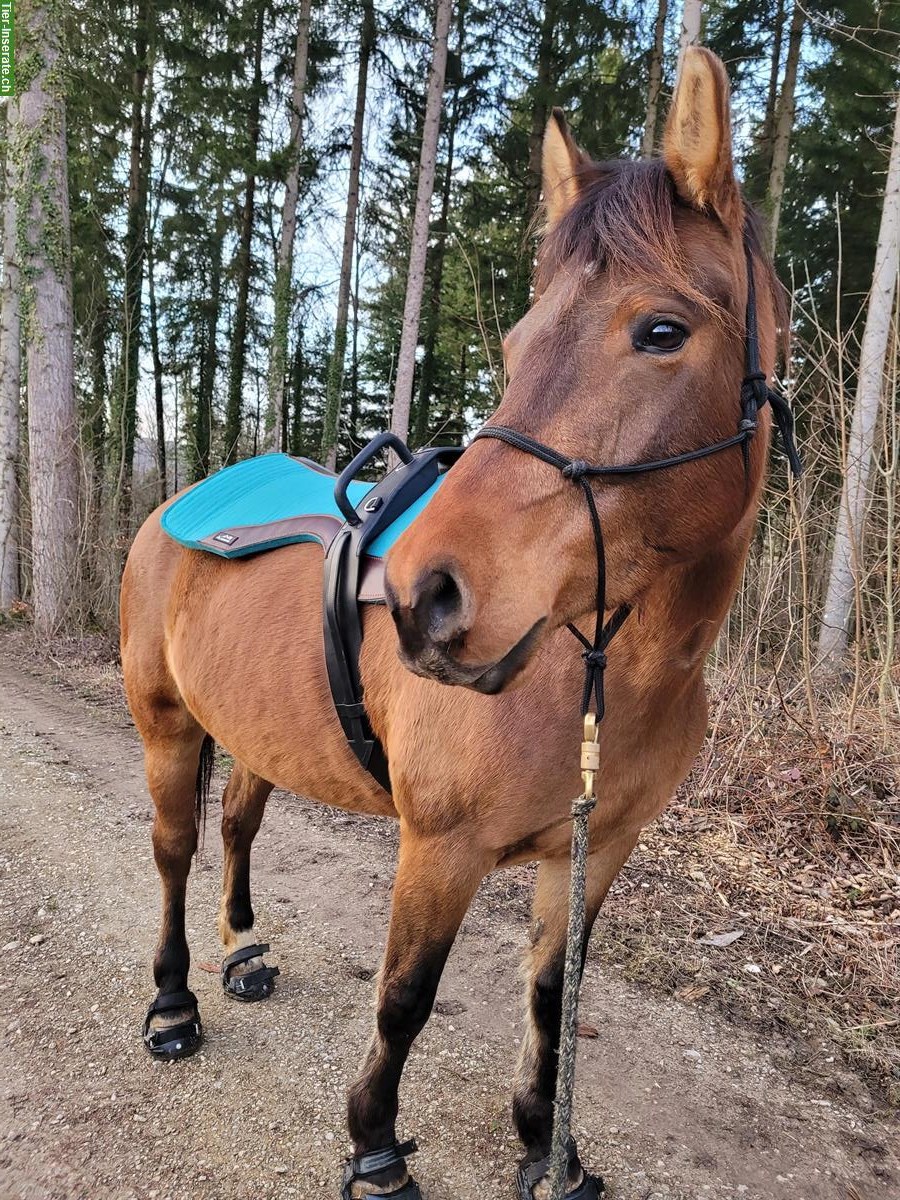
[[120, 49, 786, 1199]]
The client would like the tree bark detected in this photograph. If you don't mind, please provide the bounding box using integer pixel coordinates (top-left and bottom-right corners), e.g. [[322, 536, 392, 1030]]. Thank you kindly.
[[389, 0, 453, 448], [267, 0, 313, 453], [526, 0, 558, 222], [147, 235, 165, 503], [223, 0, 266, 465], [320, 0, 375, 468], [641, 0, 668, 158], [676, 0, 702, 77], [0, 103, 20, 607], [196, 188, 225, 480], [412, 13, 464, 445], [765, 1, 804, 255], [15, 0, 80, 635], [818, 95, 900, 664], [760, 0, 786, 166], [111, 0, 151, 524]]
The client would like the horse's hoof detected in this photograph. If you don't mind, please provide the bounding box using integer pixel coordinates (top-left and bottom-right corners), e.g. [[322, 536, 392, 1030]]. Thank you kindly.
[[142, 989, 203, 1061], [516, 1152, 604, 1200], [221, 942, 280, 1002], [341, 1139, 420, 1200]]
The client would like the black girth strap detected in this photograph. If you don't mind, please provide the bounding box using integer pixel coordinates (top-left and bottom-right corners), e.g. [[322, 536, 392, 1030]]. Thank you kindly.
[[473, 230, 802, 720]]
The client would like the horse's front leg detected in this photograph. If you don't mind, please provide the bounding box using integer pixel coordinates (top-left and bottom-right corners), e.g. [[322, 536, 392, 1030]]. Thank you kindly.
[[345, 824, 490, 1198], [513, 832, 639, 1198]]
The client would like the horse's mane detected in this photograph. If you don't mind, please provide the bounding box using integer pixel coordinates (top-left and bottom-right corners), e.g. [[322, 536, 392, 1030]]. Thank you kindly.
[[535, 158, 788, 350]]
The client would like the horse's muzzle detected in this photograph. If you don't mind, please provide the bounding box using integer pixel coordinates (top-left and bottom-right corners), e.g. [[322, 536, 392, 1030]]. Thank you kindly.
[[386, 566, 547, 691]]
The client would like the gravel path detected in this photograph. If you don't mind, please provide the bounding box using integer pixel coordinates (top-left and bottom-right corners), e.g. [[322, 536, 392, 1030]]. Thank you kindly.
[[0, 648, 896, 1200]]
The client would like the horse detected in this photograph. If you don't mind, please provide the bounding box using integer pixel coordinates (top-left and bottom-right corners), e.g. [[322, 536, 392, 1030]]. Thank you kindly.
[[120, 48, 789, 1200]]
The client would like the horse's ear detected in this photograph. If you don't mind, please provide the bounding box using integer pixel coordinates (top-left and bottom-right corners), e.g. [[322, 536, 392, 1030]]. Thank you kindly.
[[663, 47, 742, 228], [542, 109, 587, 229]]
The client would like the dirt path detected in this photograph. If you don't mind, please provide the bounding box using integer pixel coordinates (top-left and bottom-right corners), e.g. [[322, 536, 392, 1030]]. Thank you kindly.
[[0, 648, 896, 1200]]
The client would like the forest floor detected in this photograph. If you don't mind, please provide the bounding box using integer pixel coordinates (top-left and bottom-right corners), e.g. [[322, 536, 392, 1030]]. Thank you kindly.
[[0, 627, 897, 1200]]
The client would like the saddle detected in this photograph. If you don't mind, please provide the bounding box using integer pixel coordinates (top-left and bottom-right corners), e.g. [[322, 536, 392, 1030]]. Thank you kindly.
[[162, 433, 463, 792]]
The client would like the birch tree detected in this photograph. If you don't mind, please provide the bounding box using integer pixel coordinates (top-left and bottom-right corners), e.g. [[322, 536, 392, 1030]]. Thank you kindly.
[[765, 1, 804, 255], [389, 0, 453, 447], [319, 0, 374, 468], [0, 105, 20, 608], [676, 0, 702, 77], [267, 0, 313, 454], [818, 94, 900, 665], [16, 0, 80, 634], [641, 0, 668, 158]]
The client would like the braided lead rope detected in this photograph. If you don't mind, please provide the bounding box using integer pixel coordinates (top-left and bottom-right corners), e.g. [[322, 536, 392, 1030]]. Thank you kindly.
[[547, 789, 597, 1198]]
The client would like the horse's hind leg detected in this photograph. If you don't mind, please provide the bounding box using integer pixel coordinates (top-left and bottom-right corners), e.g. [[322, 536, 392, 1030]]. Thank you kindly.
[[140, 717, 210, 1061], [344, 827, 490, 1197], [512, 832, 639, 1197], [217, 761, 278, 1001]]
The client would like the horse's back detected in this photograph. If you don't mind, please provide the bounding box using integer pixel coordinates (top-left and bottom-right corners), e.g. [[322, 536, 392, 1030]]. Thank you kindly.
[[120, 501, 394, 816]]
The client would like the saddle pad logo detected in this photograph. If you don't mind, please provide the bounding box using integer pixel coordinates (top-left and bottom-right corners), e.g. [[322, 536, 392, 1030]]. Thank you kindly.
[[213, 532, 239, 545]]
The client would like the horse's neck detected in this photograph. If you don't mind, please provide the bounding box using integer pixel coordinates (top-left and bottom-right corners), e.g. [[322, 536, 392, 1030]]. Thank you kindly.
[[623, 524, 753, 684]]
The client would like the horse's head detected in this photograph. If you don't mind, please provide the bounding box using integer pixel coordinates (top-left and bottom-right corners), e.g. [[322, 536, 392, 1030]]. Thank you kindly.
[[385, 48, 783, 693]]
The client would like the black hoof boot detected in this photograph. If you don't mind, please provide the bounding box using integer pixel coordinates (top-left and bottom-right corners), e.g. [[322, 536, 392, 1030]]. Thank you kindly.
[[142, 989, 203, 1061], [341, 1139, 422, 1200], [221, 943, 280, 1002], [516, 1141, 604, 1200]]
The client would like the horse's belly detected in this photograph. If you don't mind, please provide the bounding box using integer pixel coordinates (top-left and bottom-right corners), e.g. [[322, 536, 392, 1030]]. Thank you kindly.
[[165, 542, 396, 818]]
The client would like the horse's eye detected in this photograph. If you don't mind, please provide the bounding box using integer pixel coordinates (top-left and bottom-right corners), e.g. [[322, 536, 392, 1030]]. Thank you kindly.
[[636, 320, 689, 353]]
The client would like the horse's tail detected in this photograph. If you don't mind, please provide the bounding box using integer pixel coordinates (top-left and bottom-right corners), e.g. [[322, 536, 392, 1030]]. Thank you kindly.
[[195, 733, 215, 854]]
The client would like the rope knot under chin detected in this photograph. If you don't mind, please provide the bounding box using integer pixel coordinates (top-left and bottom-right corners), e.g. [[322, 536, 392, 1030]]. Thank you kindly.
[[562, 459, 590, 481], [581, 648, 607, 671]]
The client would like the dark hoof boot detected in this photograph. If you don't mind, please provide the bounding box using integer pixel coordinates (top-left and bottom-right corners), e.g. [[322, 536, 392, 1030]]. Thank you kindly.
[[142, 989, 202, 1061], [341, 1139, 421, 1200], [516, 1143, 604, 1200], [221, 943, 280, 1002]]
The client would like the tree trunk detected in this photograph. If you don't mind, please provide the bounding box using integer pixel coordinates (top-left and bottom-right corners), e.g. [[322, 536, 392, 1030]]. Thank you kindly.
[[147, 236, 166, 503], [223, 0, 266, 465], [267, 0, 313, 453], [320, 0, 375, 468], [412, 11, 464, 446], [389, 0, 453, 448], [196, 189, 225, 480], [676, 0, 702, 77], [818, 95, 900, 665], [0, 102, 20, 607], [765, 2, 804, 256], [760, 0, 786, 166], [15, 0, 80, 635], [289, 336, 305, 456], [525, 0, 558, 222], [641, 0, 668, 158], [111, 0, 151, 524]]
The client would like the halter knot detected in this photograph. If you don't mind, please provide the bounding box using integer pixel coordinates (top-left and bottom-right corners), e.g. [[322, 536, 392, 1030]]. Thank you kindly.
[[562, 459, 590, 481], [742, 371, 768, 411]]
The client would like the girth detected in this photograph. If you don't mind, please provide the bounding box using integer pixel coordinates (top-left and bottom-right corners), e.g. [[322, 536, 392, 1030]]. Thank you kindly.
[[321, 433, 464, 792]]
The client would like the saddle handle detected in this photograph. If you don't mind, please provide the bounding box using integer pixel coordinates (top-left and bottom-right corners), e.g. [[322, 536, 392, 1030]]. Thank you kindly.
[[334, 432, 415, 526]]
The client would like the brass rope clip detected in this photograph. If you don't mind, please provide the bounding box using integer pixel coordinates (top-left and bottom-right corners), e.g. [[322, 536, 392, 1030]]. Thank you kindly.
[[579, 712, 600, 806]]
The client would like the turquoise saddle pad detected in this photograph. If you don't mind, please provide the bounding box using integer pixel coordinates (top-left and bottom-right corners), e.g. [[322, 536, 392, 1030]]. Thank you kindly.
[[161, 452, 444, 560]]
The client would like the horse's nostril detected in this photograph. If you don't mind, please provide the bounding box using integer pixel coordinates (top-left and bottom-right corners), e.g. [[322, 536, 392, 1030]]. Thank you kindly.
[[427, 571, 463, 639]]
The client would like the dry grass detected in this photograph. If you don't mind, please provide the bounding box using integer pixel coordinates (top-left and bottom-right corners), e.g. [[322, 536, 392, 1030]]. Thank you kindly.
[[599, 668, 899, 1103]]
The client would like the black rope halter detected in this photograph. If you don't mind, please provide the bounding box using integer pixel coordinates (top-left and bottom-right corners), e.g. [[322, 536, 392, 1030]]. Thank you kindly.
[[472, 233, 802, 720]]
